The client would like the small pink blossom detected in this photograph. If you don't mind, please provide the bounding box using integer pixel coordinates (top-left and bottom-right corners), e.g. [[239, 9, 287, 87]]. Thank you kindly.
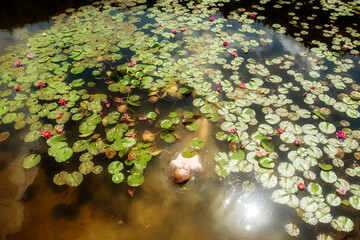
[[14, 85, 20, 91], [250, 14, 256, 19], [295, 139, 301, 145], [232, 52, 238, 58], [278, 128, 284, 134], [66, 91, 69, 94], [172, 29, 177, 34], [56, 113, 62, 119], [58, 99, 67, 105], [42, 131, 52, 139], [337, 188, 346, 196], [223, 41, 228, 46], [103, 99, 108, 104], [311, 85, 316, 90], [37, 82, 44, 88], [342, 44, 348, 49], [238, 19, 243, 23], [97, 110, 102, 114], [350, 50, 355, 55], [27, 54, 33, 58], [239, 83, 246, 89], [181, 27, 186, 32], [210, 17, 215, 22], [244, 49, 248, 54], [129, 61, 136, 67], [229, 128, 237, 133], [217, 87, 221, 92], [298, 183, 306, 190], [124, 114, 130, 119], [15, 61, 22, 67], [255, 151, 262, 157], [128, 132, 135, 137], [56, 126, 63, 133], [106, 103, 110, 108], [337, 131, 346, 139]]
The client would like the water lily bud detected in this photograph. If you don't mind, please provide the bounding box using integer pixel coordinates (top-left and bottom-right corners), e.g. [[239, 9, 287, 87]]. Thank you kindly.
[[336, 188, 346, 196], [14, 85, 20, 91], [172, 29, 177, 34], [180, 27, 186, 32], [238, 19, 243, 23], [311, 85, 316, 90], [210, 17, 215, 22], [216, 87, 221, 92], [223, 41, 228, 46], [129, 61, 136, 67]]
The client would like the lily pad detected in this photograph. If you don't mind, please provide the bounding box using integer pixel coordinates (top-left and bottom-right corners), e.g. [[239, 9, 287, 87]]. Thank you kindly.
[[22, 154, 41, 169]]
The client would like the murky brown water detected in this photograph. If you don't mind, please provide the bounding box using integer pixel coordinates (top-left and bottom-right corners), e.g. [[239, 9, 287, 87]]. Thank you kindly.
[[1, 115, 292, 240]]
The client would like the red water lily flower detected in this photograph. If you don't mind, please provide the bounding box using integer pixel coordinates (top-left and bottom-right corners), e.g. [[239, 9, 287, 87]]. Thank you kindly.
[[229, 128, 237, 133], [59, 99, 67, 105], [210, 17, 215, 21], [42, 131, 52, 139], [172, 29, 177, 34], [37, 82, 44, 88], [56, 113, 63, 119], [232, 52, 238, 58], [223, 41, 228, 46], [129, 61, 136, 67], [14, 85, 20, 91], [216, 87, 221, 92]]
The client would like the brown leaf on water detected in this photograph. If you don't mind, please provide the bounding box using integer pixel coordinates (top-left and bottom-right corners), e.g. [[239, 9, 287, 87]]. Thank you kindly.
[[117, 105, 127, 113], [78, 132, 93, 138], [149, 96, 158, 103], [155, 108, 160, 115], [127, 122, 135, 127], [105, 149, 117, 159], [128, 189, 135, 197], [113, 97, 123, 103], [337, 148, 345, 159], [172, 132, 181, 139], [142, 130, 155, 142], [355, 152, 360, 161]]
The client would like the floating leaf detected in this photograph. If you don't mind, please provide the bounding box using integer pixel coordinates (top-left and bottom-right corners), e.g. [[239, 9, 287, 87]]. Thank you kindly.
[[318, 163, 333, 171], [127, 173, 144, 187], [65, 171, 83, 187], [108, 161, 124, 174], [330, 216, 353, 232], [190, 137, 205, 150], [261, 138, 274, 152], [285, 223, 300, 237], [22, 154, 41, 169]]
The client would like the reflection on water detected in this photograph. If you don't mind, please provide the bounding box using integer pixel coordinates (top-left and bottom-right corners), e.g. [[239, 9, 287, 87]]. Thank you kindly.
[[3, 116, 292, 240]]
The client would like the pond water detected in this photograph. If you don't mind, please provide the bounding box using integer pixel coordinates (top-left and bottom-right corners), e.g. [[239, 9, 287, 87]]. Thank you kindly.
[[1, 0, 360, 239]]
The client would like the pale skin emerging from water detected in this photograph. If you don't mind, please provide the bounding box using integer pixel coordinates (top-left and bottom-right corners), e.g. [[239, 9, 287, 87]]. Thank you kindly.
[[170, 117, 209, 183]]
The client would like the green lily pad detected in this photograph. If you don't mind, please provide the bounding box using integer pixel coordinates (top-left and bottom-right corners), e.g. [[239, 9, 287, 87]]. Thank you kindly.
[[319, 163, 333, 171], [127, 173, 145, 187], [190, 137, 205, 150], [22, 154, 41, 169], [108, 161, 124, 174], [182, 148, 197, 158], [48, 142, 73, 162], [24, 130, 42, 142], [112, 173, 125, 183], [65, 171, 83, 187], [330, 216, 353, 232], [261, 138, 274, 152], [79, 161, 94, 175]]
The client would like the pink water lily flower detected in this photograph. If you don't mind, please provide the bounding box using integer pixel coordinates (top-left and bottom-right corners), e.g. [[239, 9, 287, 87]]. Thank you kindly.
[[343, 44, 348, 49], [14, 85, 20, 91], [250, 14, 256, 19], [124, 113, 130, 119], [239, 83, 246, 89], [129, 61, 136, 67], [210, 17, 215, 22], [229, 128, 237, 133], [337, 188, 346, 196], [128, 132, 135, 137], [255, 151, 262, 157], [42, 131, 52, 139], [311, 85, 316, 90], [172, 29, 177, 34], [180, 27, 186, 32], [295, 139, 301, 145], [337, 131, 346, 139], [37, 82, 44, 88], [298, 183, 306, 190], [278, 128, 284, 134], [15, 61, 22, 67], [238, 19, 243, 23], [27, 54, 33, 58], [216, 87, 221, 92], [58, 99, 67, 105], [56, 113, 63, 119], [232, 52, 238, 58], [223, 41, 228, 46], [56, 126, 63, 133], [244, 49, 248, 54]]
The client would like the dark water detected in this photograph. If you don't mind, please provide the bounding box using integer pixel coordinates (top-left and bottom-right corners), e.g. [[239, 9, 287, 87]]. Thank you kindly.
[[1, 0, 360, 240]]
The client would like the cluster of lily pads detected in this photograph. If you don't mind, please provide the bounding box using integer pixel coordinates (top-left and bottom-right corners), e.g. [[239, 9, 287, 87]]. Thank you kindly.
[[1, 0, 360, 238]]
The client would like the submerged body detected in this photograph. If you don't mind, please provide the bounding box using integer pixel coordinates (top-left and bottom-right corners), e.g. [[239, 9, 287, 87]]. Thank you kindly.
[[170, 117, 209, 183]]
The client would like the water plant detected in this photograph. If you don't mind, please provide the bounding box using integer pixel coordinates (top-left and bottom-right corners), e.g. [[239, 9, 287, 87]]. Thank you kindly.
[[0, 0, 360, 238]]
